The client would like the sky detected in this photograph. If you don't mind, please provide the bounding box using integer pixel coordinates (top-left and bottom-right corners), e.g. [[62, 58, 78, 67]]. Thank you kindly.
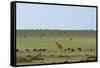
[[16, 3, 96, 30]]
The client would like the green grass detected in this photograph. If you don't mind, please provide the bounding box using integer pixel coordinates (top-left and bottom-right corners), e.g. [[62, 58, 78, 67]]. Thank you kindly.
[[16, 30, 96, 65]]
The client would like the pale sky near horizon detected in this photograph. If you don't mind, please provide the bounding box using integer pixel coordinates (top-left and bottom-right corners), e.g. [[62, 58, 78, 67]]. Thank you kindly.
[[16, 3, 96, 30]]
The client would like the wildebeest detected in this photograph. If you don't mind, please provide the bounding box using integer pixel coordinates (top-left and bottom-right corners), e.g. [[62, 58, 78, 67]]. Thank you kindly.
[[71, 48, 74, 52], [64, 48, 75, 52], [77, 48, 82, 52], [90, 48, 93, 51], [42, 48, 47, 51], [33, 49, 37, 51], [25, 49, 30, 52], [33, 48, 47, 52], [24, 35, 27, 38], [16, 49, 19, 52], [68, 48, 71, 50], [70, 38, 72, 40]]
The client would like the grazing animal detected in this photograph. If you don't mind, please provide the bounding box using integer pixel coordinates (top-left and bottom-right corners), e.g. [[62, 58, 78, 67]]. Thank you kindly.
[[33, 49, 37, 51], [71, 48, 74, 52], [55, 41, 63, 52], [43, 48, 47, 51], [90, 48, 93, 52], [70, 38, 72, 40], [33, 48, 47, 52], [67, 48, 71, 51], [24, 35, 26, 38], [26, 49, 30, 52], [77, 48, 82, 52], [38, 49, 41, 51], [16, 49, 19, 52], [67, 48, 74, 52]]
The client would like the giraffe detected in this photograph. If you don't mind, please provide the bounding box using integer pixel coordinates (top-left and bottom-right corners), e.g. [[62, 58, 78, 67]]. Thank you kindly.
[[55, 40, 63, 52]]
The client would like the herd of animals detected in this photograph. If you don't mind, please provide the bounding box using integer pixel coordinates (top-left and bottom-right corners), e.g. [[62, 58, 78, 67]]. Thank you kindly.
[[16, 31, 96, 64], [16, 40, 96, 64], [16, 40, 94, 53]]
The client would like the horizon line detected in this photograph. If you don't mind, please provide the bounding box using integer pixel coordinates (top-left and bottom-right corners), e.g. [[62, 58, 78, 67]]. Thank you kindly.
[[16, 29, 96, 31]]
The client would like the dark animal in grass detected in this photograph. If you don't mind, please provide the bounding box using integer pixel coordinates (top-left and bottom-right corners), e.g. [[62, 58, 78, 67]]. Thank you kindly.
[[33, 49, 36, 51], [77, 48, 82, 52], [70, 38, 72, 40], [39, 48, 43, 51], [43, 48, 47, 51], [65, 48, 71, 52], [71, 48, 75, 52], [25, 49, 30, 52], [64, 48, 68, 53], [90, 48, 93, 51], [39, 35, 42, 38], [33, 48, 38, 51], [68, 48, 71, 51], [24, 35, 27, 38], [33, 48, 47, 52], [16, 49, 19, 52], [65, 48, 75, 52]]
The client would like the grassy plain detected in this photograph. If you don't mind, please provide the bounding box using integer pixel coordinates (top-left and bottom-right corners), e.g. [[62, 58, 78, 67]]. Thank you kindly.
[[16, 30, 96, 65]]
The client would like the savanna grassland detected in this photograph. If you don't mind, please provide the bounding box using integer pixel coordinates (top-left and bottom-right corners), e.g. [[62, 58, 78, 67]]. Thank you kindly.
[[16, 30, 97, 65]]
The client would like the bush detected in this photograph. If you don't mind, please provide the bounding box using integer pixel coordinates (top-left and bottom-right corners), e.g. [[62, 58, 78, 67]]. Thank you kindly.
[[30, 53, 45, 60], [16, 57, 29, 63]]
